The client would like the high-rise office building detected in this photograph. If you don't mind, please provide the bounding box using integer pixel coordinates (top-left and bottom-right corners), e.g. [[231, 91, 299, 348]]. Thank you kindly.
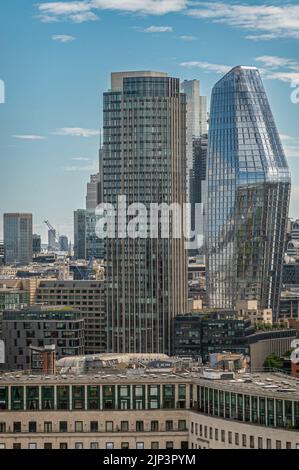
[[86, 173, 101, 211], [206, 66, 291, 318], [4, 213, 33, 265], [74, 210, 86, 260], [74, 210, 104, 260], [199, 96, 208, 136], [48, 229, 57, 252], [192, 134, 208, 208], [181, 80, 207, 203], [59, 235, 69, 252], [103, 71, 188, 354], [32, 234, 41, 254]]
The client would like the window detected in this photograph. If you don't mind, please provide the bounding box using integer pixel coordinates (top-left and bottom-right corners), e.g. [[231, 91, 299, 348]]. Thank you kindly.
[[151, 421, 159, 432], [181, 442, 188, 450], [75, 421, 83, 433], [228, 432, 232, 444], [136, 442, 144, 450], [28, 443, 37, 449], [75, 442, 83, 449], [59, 421, 68, 433], [121, 421, 129, 432], [90, 443, 99, 449], [286, 442, 292, 450], [165, 420, 173, 432], [13, 443, 21, 449], [267, 439, 272, 450], [250, 436, 255, 449], [0, 444, 5, 449], [178, 420, 186, 431], [106, 442, 114, 449], [90, 421, 98, 433], [0, 423, 6, 433], [106, 422, 113, 432], [242, 434, 247, 447], [151, 442, 159, 449], [29, 422, 37, 433], [136, 421, 144, 432], [276, 440, 282, 450], [44, 422, 52, 433], [215, 428, 218, 441], [235, 433, 239, 446], [166, 442, 174, 449], [221, 430, 225, 443], [258, 437, 263, 449], [13, 422, 21, 433], [60, 443, 68, 449], [44, 443, 52, 449]]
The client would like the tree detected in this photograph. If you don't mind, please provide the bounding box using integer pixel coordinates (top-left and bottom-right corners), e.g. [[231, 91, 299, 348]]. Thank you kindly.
[[263, 353, 283, 370]]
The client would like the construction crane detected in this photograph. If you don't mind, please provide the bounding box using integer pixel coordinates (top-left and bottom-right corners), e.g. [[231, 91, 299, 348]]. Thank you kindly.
[[44, 220, 60, 246]]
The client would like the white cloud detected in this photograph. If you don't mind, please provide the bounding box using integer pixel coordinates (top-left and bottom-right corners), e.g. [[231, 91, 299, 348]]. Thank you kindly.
[[52, 34, 76, 42], [187, 2, 299, 40], [37, 2, 99, 23], [54, 127, 100, 137], [180, 60, 232, 74], [143, 25, 172, 33], [256, 56, 299, 71], [179, 35, 197, 41], [255, 56, 299, 84], [72, 157, 90, 161], [93, 0, 187, 15], [12, 134, 47, 140], [37, 0, 188, 22]]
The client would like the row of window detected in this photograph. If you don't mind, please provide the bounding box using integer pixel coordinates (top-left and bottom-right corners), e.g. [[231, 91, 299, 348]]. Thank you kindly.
[[0, 384, 188, 411], [0, 441, 188, 450], [0, 419, 187, 434], [190, 421, 298, 449]]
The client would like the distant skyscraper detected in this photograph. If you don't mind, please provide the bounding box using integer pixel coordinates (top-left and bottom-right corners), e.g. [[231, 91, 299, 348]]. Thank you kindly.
[[74, 210, 104, 260], [191, 134, 208, 236], [74, 210, 86, 260], [86, 149, 103, 211], [199, 96, 208, 136], [4, 213, 33, 265], [48, 229, 57, 252], [86, 174, 101, 210], [181, 80, 207, 203], [206, 66, 291, 318], [32, 234, 41, 254], [103, 71, 188, 354], [59, 235, 69, 252]]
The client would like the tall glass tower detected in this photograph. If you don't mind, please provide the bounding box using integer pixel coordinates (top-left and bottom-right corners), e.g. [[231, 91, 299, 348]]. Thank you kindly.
[[103, 72, 188, 354], [206, 66, 291, 318]]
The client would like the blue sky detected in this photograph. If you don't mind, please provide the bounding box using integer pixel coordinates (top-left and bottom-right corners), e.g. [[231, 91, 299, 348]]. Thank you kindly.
[[0, 0, 298, 242]]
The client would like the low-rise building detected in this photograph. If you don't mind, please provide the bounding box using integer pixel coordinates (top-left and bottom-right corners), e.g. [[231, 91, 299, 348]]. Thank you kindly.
[[36, 280, 106, 354], [0, 369, 299, 449], [2, 306, 85, 370]]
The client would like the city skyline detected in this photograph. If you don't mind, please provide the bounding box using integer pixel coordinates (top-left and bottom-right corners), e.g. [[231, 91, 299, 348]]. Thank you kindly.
[[1, 1, 299, 242]]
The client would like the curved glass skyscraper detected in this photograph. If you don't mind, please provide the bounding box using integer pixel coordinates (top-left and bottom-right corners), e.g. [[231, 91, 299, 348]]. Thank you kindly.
[[206, 66, 291, 318]]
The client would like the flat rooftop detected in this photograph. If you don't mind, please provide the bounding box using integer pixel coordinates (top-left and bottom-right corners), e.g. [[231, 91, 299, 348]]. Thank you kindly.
[[0, 370, 299, 400]]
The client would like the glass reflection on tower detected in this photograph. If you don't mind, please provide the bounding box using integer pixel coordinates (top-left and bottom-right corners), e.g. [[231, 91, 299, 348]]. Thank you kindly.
[[206, 66, 291, 319]]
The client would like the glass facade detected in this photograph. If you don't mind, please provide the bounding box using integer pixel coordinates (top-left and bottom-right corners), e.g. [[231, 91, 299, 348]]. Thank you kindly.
[[206, 66, 291, 318], [103, 72, 188, 354], [4, 214, 33, 265]]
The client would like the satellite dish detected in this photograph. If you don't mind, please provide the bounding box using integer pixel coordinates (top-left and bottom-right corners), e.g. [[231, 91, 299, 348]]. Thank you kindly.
[[291, 348, 299, 365], [291, 339, 299, 349]]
